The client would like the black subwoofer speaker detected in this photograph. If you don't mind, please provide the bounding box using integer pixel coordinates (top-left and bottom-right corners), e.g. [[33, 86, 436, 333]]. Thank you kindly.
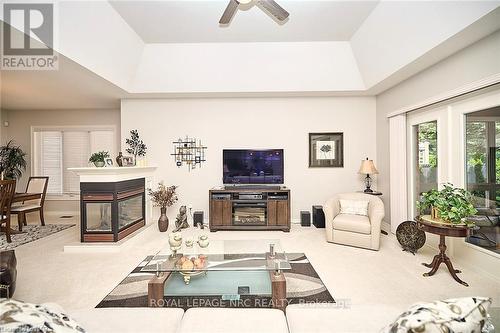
[[312, 205, 325, 228], [300, 211, 311, 227], [193, 211, 204, 227]]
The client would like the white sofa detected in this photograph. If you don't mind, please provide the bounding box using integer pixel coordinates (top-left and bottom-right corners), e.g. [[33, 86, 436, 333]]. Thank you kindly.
[[70, 307, 184, 333], [323, 193, 385, 250], [286, 304, 402, 333]]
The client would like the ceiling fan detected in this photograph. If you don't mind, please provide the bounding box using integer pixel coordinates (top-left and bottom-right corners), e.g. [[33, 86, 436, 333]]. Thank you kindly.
[[219, 0, 290, 25]]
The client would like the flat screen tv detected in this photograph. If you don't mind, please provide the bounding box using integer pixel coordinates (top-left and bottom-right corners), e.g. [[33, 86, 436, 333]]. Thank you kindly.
[[223, 149, 284, 184]]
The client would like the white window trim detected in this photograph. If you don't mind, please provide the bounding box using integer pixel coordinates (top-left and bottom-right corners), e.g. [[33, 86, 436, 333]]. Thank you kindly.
[[30, 125, 117, 201]]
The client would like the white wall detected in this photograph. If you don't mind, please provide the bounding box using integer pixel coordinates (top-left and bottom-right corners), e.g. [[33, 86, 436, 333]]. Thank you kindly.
[[121, 97, 376, 222], [131, 42, 364, 93]]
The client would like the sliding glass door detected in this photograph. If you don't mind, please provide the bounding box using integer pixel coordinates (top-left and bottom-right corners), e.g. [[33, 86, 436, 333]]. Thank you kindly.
[[407, 109, 448, 219], [465, 110, 500, 254]]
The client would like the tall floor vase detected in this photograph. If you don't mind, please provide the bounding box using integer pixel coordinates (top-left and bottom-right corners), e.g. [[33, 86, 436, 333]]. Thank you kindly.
[[158, 207, 169, 232]]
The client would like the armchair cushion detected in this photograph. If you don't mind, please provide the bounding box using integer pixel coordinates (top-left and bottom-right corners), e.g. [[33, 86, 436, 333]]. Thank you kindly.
[[11, 204, 41, 212], [332, 214, 371, 235], [339, 199, 369, 216]]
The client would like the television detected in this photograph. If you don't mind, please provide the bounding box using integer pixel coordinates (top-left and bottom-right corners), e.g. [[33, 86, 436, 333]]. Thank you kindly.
[[223, 149, 284, 184]]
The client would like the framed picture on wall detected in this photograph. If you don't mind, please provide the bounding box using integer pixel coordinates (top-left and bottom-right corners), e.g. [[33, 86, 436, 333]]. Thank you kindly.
[[309, 132, 344, 168]]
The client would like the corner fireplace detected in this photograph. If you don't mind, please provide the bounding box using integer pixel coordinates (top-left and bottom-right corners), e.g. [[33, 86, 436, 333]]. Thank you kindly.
[[80, 178, 145, 242]]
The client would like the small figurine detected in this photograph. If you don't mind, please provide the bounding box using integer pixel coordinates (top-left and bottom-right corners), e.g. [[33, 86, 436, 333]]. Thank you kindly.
[[174, 205, 189, 231], [116, 152, 124, 167]]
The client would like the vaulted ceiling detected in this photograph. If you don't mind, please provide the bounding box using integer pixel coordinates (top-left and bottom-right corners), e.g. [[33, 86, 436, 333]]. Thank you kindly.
[[1, 0, 500, 109]]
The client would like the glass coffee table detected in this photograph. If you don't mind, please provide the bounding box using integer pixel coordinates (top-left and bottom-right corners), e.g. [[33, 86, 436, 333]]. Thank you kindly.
[[141, 239, 291, 310]]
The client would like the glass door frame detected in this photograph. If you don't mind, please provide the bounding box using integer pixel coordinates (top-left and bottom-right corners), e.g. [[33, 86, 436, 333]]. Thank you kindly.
[[406, 106, 449, 220]]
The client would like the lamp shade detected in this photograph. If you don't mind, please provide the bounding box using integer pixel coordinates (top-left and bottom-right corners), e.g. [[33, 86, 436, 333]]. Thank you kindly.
[[358, 158, 378, 175]]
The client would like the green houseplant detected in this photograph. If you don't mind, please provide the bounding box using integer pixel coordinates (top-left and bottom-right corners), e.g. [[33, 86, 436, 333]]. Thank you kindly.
[[89, 151, 110, 167], [148, 182, 178, 232], [417, 183, 477, 225], [0, 140, 27, 180]]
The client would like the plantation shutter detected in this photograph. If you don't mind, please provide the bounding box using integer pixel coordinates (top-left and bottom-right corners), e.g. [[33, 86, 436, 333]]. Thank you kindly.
[[63, 131, 90, 193], [34, 131, 63, 194]]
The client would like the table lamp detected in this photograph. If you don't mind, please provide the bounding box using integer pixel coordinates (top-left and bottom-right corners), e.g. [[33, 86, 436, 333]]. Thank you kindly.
[[358, 157, 378, 193]]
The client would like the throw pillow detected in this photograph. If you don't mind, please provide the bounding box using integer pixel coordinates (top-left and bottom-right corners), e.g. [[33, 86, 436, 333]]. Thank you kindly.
[[0, 298, 86, 333], [339, 199, 369, 216], [381, 297, 493, 333]]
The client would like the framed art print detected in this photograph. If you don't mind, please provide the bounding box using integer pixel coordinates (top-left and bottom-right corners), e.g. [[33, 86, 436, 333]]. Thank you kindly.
[[309, 132, 344, 167]]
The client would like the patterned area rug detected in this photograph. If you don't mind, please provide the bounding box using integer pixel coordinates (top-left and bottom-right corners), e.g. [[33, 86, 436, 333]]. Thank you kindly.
[[97, 253, 334, 310], [0, 224, 75, 250]]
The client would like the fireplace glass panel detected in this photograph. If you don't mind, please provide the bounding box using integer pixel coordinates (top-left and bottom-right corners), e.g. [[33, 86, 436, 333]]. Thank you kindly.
[[118, 194, 143, 229], [85, 202, 112, 232]]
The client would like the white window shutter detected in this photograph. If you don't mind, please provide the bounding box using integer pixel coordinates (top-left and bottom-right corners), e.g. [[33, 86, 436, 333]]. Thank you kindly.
[[63, 131, 90, 193], [36, 131, 63, 194]]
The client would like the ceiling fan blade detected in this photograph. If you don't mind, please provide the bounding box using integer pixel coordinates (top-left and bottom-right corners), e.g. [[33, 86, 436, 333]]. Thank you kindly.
[[257, 0, 289, 21], [219, 0, 240, 25]]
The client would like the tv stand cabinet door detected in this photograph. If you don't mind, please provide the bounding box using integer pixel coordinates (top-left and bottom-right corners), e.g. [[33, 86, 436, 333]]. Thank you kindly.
[[276, 201, 289, 226], [211, 200, 232, 226], [268, 200, 277, 226]]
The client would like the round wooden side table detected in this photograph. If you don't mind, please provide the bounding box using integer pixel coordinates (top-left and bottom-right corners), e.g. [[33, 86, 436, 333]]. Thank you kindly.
[[416, 215, 472, 287]]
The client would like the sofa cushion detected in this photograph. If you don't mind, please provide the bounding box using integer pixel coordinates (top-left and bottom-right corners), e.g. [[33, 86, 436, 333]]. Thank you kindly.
[[70, 307, 184, 333], [178, 308, 288, 333], [286, 303, 402, 333], [332, 214, 371, 234], [0, 299, 85, 333], [381, 297, 492, 333]]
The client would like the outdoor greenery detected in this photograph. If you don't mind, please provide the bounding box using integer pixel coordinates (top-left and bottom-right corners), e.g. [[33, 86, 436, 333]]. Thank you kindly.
[[0, 140, 27, 179], [417, 183, 477, 224], [88, 151, 110, 163], [418, 122, 437, 168]]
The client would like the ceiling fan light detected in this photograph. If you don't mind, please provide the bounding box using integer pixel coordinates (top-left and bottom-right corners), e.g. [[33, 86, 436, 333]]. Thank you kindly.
[[238, 0, 253, 4]]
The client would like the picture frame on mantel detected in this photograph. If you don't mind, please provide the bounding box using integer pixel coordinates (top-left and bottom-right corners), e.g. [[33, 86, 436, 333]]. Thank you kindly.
[[309, 132, 344, 168]]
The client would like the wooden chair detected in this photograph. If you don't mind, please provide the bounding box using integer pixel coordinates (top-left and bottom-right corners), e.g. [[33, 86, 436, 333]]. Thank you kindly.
[[11, 177, 49, 230], [0, 180, 17, 243]]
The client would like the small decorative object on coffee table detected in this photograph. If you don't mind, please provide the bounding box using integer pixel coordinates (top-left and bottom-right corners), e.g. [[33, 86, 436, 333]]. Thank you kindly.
[[148, 182, 178, 232], [168, 231, 182, 257], [396, 221, 426, 254], [174, 206, 190, 231]]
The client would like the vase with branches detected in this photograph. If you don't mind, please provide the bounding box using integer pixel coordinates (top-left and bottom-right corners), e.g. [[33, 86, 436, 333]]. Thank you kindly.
[[148, 182, 178, 232], [125, 130, 147, 165], [0, 140, 27, 180]]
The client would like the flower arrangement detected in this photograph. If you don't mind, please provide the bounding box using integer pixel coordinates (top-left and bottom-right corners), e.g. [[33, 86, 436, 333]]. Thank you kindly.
[[417, 183, 477, 225], [148, 182, 178, 209]]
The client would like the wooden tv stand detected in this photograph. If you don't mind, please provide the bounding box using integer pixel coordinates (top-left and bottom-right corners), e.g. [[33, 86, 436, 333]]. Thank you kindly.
[[209, 187, 290, 232]]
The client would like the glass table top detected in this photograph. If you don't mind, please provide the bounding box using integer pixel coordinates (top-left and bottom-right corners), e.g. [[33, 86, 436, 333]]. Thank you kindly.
[[141, 239, 291, 273]]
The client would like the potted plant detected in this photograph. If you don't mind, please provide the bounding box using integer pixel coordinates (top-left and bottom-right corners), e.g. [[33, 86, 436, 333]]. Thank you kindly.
[[89, 151, 110, 167], [125, 130, 147, 165], [417, 183, 477, 225], [0, 140, 27, 180], [148, 182, 178, 232]]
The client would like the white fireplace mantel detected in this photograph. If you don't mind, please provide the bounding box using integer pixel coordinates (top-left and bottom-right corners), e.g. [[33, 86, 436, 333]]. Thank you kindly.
[[68, 166, 157, 183]]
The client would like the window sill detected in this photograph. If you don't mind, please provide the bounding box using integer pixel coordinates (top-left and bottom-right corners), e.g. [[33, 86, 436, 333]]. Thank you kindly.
[[46, 194, 80, 201], [463, 240, 500, 259]]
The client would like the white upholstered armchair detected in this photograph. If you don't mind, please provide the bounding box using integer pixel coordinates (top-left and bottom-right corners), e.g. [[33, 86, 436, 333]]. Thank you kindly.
[[324, 193, 385, 250]]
